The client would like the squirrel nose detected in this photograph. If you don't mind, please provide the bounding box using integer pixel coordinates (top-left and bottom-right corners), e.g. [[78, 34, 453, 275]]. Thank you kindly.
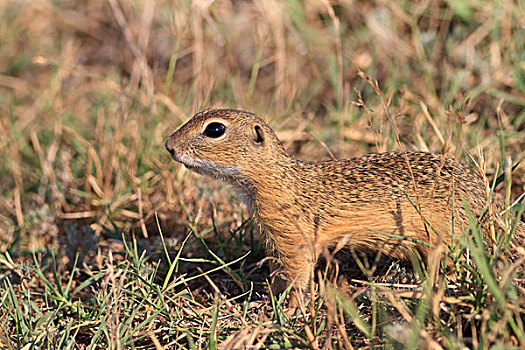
[[165, 138, 174, 155]]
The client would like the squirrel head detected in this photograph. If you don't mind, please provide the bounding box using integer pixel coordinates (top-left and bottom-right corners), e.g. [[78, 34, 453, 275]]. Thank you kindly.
[[165, 109, 289, 183]]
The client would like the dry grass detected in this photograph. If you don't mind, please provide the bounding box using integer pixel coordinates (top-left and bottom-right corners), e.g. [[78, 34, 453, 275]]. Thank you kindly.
[[0, 0, 524, 348]]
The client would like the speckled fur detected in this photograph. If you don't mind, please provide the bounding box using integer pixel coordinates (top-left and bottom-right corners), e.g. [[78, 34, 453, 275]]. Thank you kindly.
[[165, 109, 524, 299]]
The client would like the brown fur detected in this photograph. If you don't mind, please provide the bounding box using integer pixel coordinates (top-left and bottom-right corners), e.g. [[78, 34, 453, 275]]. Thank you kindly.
[[165, 109, 525, 300]]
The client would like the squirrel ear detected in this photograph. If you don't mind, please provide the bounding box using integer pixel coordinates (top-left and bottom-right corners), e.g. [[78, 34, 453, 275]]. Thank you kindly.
[[253, 125, 265, 143]]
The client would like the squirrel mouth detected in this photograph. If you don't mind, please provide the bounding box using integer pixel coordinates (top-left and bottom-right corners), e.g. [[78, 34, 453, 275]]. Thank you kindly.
[[169, 152, 200, 170], [183, 163, 197, 171], [170, 153, 241, 180], [165, 140, 209, 172]]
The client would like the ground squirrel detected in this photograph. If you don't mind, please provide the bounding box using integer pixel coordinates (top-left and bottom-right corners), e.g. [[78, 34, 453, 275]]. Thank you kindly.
[[165, 109, 524, 301]]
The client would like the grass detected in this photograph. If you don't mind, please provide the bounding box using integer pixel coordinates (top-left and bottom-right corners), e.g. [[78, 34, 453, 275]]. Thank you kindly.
[[0, 0, 524, 348]]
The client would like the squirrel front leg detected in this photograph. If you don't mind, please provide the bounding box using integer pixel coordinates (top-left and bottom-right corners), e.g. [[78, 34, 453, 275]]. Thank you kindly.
[[273, 241, 320, 310]]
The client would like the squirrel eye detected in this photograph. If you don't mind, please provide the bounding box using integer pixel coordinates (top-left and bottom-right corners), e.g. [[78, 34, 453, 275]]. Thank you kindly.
[[203, 122, 226, 138]]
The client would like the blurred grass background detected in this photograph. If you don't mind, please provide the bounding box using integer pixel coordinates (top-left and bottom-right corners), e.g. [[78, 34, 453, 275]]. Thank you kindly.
[[0, 0, 524, 348]]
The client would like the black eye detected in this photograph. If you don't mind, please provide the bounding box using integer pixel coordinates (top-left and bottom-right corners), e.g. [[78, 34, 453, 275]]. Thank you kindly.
[[203, 122, 226, 138]]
